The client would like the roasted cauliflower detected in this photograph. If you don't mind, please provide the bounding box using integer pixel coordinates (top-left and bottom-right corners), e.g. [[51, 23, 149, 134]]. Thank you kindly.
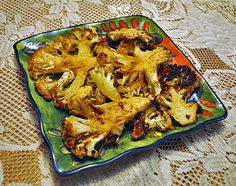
[[29, 28, 102, 79], [35, 76, 57, 100], [108, 28, 154, 43], [95, 38, 171, 97], [132, 44, 171, 95], [156, 87, 198, 126], [88, 67, 121, 101], [29, 27, 200, 160], [62, 97, 150, 159], [34, 70, 75, 101], [131, 103, 174, 140], [158, 63, 199, 97], [52, 69, 97, 118], [62, 116, 109, 159], [32, 28, 103, 116]]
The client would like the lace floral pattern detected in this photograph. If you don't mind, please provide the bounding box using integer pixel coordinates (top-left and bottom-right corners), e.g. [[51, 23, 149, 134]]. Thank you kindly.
[[0, 0, 235, 185], [44, 0, 81, 27]]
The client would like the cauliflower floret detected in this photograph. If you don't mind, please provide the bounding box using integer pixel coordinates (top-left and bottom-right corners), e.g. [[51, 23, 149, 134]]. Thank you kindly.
[[131, 103, 173, 140], [52, 71, 96, 118], [95, 40, 171, 97], [142, 105, 173, 131], [29, 28, 101, 79], [108, 28, 154, 43], [51, 70, 82, 108], [89, 67, 121, 101], [132, 44, 171, 95], [158, 63, 199, 98], [35, 70, 75, 101], [156, 87, 198, 126], [62, 116, 109, 159], [28, 45, 80, 79], [62, 97, 150, 159]]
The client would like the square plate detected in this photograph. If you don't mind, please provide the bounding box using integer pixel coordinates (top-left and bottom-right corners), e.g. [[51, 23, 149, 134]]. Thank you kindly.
[[13, 15, 227, 176]]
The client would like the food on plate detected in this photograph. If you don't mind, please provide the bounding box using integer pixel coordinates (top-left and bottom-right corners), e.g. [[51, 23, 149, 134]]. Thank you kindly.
[[156, 87, 198, 126], [29, 28, 102, 79], [131, 103, 174, 140], [107, 28, 153, 43], [29, 27, 200, 159], [62, 97, 150, 159]]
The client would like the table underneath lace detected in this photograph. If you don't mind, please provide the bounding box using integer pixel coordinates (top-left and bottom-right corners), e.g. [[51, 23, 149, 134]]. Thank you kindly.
[[0, 0, 235, 185]]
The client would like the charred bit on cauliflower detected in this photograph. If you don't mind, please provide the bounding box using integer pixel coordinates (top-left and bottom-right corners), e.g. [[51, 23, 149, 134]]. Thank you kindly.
[[158, 63, 199, 98]]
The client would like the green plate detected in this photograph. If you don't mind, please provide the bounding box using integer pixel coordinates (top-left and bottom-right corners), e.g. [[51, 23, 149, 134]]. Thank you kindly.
[[13, 15, 227, 176]]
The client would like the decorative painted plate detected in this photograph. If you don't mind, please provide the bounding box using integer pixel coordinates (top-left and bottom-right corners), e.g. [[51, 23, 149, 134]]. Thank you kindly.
[[13, 15, 227, 176]]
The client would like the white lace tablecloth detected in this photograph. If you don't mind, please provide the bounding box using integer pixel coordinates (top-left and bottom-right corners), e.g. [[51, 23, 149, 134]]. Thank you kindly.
[[0, 0, 235, 185]]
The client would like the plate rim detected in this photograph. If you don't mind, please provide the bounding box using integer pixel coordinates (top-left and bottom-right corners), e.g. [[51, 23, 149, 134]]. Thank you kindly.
[[13, 14, 228, 176]]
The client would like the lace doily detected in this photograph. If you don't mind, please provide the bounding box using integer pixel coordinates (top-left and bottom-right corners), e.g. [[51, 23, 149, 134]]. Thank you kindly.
[[0, 0, 235, 185]]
